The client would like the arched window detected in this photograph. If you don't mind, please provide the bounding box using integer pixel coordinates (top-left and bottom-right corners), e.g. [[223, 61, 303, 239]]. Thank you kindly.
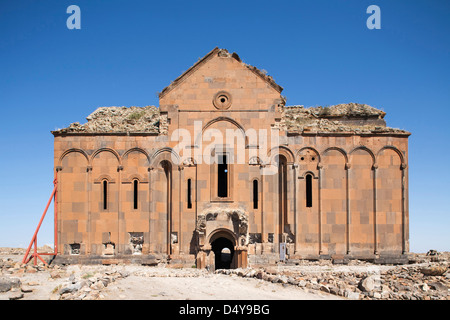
[[253, 179, 258, 209], [102, 180, 108, 210], [187, 178, 192, 209], [306, 174, 312, 208], [133, 179, 138, 210]]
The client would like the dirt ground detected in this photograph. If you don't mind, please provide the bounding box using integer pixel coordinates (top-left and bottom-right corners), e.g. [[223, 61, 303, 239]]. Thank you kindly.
[[100, 269, 341, 300], [2, 248, 449, 301], [0, 251, 340, 300], [0, 263, 341, 301]]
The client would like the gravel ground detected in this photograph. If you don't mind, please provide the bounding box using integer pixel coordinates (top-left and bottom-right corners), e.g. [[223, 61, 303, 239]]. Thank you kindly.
[[1, 248, 449, 301], [0, 259, 340, 300]]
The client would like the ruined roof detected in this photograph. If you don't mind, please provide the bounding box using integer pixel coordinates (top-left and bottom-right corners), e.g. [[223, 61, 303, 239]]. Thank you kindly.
[[52, 103, 409, 136], [279, 103, 410, 135], [52, 106, 166, 135], [308, 103, 386, 118], [158, 47, 283, 98]]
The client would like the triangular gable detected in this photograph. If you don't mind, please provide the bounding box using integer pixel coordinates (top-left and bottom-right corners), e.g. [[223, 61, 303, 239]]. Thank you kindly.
[[159, 47, 283, 99]]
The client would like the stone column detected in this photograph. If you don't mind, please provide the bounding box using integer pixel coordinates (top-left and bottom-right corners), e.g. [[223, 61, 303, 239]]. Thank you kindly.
[[55, 166, 63, 255], [86, 166, 92, 255], [147, 166, 154, 254], [117, 165, 123, 254], [401, 163, 408, 254], [236, 247, 248, 268], [178, 166, 184, 255], [292, 163, 298, 254], [318, 164, 323, 255], [345, 162, 351, 255], [373, 164, 378, 255], [260, 164, 265, 246]]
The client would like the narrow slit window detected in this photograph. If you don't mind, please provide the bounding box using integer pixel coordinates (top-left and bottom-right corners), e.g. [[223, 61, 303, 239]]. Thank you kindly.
[[102, 180, 108, 210], [133, 180, 138, 210], [253, 179, 258, 209], [218, 154, 228, 198], [306, 174, 312, 207], [187, 178, 192, 209]]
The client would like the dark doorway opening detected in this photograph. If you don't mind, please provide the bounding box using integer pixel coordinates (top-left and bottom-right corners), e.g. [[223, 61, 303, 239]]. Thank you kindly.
[[211, 237, 235, 270], [276, 155, 287, 242], [161, 160, 172, 255]]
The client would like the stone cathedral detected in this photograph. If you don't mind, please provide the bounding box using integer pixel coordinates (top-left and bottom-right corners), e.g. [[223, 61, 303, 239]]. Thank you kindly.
[[52, 48, 410, 268]]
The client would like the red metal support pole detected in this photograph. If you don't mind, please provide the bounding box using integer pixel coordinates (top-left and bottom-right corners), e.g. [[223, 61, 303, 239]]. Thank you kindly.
[[53, 173, 58, 255], [22, 173, 58, 265], [33, 237, 37, 266]]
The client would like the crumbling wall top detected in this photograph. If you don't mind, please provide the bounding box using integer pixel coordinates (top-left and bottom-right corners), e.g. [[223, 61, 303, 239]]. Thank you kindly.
[[279, 103, 410, 135], [52, 105, 167, 135]]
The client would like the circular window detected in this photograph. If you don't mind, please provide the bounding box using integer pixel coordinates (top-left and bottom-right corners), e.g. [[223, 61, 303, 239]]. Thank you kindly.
[[213, 91, 232, 110]]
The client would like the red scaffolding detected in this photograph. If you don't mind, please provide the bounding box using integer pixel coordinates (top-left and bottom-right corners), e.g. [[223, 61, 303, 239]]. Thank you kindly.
[[22, 172, 58, 265]]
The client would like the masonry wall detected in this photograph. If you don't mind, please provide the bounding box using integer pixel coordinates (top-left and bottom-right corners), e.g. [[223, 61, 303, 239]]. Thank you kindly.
[[54, 132, 409, 263]]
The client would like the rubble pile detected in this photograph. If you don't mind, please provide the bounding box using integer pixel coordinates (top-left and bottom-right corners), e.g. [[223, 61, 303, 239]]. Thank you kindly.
[[1, 250, 448, 300], [216, 251, 450, 300], [52, 102, 408, 136], [280, 103, 409, 134], [0, 248, 26, 255], [52, 106, 167, 135], [0, 257, 131, 300]]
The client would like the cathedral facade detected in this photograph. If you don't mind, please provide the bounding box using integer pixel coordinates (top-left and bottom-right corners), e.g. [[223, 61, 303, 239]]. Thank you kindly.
[[52, 48, 410, 268]]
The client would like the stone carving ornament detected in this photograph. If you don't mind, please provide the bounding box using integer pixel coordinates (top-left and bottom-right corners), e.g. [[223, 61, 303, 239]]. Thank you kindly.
[[195, 208, 248, 245]]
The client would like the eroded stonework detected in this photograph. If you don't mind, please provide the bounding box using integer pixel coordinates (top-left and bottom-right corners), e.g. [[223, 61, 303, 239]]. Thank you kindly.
[[52, 47, 410, 268]]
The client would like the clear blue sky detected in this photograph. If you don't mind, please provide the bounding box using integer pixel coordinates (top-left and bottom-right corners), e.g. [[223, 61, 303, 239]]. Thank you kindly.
[[0, 0, 449, 253]]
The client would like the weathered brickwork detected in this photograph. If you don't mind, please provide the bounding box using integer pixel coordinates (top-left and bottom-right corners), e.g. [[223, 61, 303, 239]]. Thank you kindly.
[[52, 48, 410, 268]]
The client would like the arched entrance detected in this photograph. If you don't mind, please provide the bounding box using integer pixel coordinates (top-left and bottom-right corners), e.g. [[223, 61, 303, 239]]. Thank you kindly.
[[208, 229, 237, 270], [211, 237, 235, 269], [195, 212, 249, 270]]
